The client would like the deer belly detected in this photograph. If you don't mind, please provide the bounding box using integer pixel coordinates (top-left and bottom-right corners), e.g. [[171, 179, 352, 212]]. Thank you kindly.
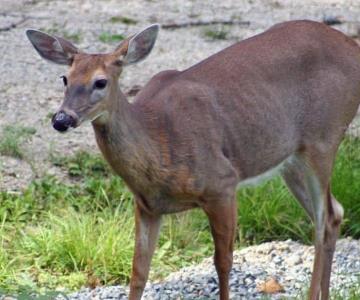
[[236, 155, 293, 188]]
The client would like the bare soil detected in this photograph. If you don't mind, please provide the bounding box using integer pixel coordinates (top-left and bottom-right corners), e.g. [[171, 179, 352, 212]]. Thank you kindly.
[[0, 0, 360, 190]]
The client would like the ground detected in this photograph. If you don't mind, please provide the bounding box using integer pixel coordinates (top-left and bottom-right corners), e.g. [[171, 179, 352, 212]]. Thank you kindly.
[[1, 1, 360, 298], [0, 0, 360, 190]]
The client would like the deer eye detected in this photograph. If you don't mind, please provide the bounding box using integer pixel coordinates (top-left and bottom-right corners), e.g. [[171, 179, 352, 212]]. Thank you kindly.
[[60, 75, 67, 86], [113, 60, 123, 67], [94, 79, 107, 89]]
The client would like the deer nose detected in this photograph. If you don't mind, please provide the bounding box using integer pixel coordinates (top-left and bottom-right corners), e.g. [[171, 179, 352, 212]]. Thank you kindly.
[[52, 111, 76, 132]]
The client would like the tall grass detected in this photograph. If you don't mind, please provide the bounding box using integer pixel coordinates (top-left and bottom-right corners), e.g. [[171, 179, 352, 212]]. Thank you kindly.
[[332, 137, 360, 236], [19, 208, 134, 284], [237, 178, 311, 245], [0, 136, 359, 293]]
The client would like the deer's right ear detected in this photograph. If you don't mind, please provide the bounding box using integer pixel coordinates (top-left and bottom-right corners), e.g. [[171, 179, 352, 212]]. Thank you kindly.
[[26, 29, 79, 65]]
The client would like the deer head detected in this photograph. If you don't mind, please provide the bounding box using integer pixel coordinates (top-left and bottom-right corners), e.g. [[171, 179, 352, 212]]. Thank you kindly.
[[26, 25, 159, 132]]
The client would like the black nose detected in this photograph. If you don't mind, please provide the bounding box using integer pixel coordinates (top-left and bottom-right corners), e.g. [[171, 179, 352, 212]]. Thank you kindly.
[[52, 111, 76, 132]]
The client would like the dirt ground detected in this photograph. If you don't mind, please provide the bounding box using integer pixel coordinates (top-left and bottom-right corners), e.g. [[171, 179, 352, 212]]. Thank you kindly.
[[1, 0, 360, 191]]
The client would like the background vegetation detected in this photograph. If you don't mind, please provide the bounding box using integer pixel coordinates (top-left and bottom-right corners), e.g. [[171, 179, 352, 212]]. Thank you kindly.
[[0, 136, 359, 296]]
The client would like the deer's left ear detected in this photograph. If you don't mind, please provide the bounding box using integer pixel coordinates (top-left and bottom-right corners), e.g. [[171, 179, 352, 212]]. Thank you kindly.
[[26, 29, 79, 65], [115, 24, 160, 65]]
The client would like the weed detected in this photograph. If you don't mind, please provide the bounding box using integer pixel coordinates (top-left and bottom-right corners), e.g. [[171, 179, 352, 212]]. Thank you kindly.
[[203, 26, 229, 40], [0, 125, 36, 159], [109, 16, 137, 25], [46, 112, 54, 120], [99, 33, 125, 43]]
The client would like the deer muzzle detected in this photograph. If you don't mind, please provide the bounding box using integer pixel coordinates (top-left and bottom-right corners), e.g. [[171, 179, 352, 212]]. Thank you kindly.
[[52, 111, 77, 132]]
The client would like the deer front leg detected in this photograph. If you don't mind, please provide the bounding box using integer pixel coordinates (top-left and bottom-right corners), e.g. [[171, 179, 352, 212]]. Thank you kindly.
[[129, 201, 162, 300], [203, 198, 237, 300]]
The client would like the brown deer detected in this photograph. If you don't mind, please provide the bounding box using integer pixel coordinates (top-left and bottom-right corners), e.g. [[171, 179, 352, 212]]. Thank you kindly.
[[26, 20, 360, 300]]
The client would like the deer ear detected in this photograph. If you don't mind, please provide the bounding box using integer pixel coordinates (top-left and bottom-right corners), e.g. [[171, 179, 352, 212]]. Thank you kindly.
[[117, 24, 159, 65], [26, 29, 79, 65]]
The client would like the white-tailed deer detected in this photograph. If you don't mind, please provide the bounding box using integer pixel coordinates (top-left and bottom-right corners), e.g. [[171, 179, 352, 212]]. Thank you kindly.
[[26, 20, 360, 300]]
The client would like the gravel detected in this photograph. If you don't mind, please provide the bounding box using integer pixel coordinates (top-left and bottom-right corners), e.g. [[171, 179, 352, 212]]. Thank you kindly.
[[0, 155, 33, 191], [66, 238, 360, 300]]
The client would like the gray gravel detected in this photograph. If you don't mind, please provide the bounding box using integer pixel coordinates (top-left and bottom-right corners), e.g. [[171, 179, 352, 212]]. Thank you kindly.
[[66, 238, 360, 300]]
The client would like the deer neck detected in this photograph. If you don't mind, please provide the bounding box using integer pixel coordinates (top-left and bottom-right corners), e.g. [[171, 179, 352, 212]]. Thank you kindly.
[[91, 84, 159, 191]]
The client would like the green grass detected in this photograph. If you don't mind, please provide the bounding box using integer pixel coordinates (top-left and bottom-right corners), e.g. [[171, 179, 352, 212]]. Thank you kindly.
[[332, 285, 360, 300], [99, 33, 125, 43], [203, 27, 229, 40], [293, 282, 360, 300], [109, 16, 138, 25], [0, 125, 36, 158], [0, 136, 359, 295], [237, 177, 312, 245], [332, 136, 360, 236]]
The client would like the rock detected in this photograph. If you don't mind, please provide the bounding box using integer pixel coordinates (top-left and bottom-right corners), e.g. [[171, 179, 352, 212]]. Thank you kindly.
[[286, 254, 302, 266], [257, 277, 284, 294]]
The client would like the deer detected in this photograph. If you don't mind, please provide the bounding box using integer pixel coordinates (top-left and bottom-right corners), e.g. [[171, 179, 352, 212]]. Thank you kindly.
[[26, 20, 360, 300]]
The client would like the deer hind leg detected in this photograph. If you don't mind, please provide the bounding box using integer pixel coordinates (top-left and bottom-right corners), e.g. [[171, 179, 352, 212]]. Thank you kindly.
[[282, 156, 314, 220], [282, 151, 343, 300], [320, 191, 343, 299], [202, 197, 237, 300]]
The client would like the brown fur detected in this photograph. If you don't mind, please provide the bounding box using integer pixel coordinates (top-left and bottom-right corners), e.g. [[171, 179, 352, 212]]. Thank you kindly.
[[36, 21, 360, 300]]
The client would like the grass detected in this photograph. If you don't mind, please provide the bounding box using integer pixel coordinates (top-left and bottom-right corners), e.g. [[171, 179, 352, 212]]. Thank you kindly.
[[109, 16, 137, 25], [331, 136, 360, 236], [99, 33, 125, 43], [0, 136, 359, 296], [203, 26, 229, 40], [0, 125, 36, 158], [292, 282, 360, 300], [331, 285, 360, 300]]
